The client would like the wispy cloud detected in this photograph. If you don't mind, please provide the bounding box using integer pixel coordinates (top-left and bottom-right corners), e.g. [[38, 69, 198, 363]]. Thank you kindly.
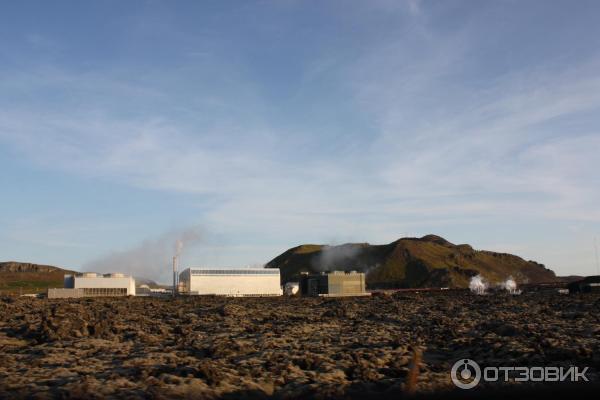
[[0, 1, 599, 276]]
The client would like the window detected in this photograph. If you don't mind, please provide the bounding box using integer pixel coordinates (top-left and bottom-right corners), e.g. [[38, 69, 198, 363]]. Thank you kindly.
[[190, 269, 279, 276]]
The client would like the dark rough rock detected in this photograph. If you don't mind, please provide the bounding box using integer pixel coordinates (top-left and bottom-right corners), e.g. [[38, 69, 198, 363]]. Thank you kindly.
[[0, 292, 598, 399]]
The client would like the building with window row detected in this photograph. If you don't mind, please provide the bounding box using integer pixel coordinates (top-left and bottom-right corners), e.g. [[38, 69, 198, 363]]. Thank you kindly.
[[48, 272, 136, 298], [178, 267, 282, 296]]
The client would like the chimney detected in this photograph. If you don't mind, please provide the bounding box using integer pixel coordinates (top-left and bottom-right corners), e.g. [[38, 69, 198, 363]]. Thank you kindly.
[[172, 256, 178, 297]]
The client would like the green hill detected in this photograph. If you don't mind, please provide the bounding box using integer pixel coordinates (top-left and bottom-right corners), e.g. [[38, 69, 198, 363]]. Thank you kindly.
[[0, 262, 76, 295], [266, 235, 558, 288]]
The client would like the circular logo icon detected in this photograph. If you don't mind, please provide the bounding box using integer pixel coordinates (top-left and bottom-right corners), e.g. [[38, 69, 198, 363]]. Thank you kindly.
[[451, 359, 481, 389]]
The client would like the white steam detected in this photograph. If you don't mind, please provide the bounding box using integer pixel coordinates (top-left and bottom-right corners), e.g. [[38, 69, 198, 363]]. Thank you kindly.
[[500, 276, 522, 295], [84, 226, 202, 283], [312, 244, 364, 272], [284, 282, 299, 295], [469, 275, 522, 295], [469, 275, 488, 295], [175, 239, 184, 257]]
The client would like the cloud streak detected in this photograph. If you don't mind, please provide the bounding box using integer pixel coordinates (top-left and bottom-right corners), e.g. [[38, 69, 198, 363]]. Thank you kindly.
[[0, 1, 599, 276]]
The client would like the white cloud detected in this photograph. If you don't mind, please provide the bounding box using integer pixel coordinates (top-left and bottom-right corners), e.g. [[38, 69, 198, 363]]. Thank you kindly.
[[1, 2, 599, 277]]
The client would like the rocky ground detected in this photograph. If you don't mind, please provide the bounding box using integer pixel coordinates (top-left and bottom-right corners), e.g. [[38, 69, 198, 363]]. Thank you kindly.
[[0, 291, 599, 399]]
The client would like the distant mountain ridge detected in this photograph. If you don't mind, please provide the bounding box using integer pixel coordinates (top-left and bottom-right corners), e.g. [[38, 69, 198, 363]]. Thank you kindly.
[[0, 261, 75, 274], [0, 261, 76, 294], [266, 235, 558, 288]]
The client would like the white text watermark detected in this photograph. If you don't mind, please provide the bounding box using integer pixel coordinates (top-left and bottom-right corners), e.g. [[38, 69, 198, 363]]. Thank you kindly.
[[451, 359, 589, 389]]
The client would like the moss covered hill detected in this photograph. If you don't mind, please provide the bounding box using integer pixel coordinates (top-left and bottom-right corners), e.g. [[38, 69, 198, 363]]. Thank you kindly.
[[0, 262, 76, 294], [266, 235, 558, 289]]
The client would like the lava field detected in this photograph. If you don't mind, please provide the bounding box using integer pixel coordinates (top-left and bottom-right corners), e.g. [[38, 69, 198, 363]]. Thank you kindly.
[[0, 291, 599, 399]]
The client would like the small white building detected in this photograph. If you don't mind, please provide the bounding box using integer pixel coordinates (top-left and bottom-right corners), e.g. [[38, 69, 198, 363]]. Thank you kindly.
[[137, 284, 169, 297], [179, 267, 282, 296], [48, 272, 135, 298]]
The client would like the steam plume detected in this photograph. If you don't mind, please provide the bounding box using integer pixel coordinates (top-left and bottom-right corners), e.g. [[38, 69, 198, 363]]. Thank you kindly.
[[175, 240, 184, 257], [84, 226, 202, 283], [469, 275, 487, 295], [311, 244, 363, 272], [500, 276, 521, 295]]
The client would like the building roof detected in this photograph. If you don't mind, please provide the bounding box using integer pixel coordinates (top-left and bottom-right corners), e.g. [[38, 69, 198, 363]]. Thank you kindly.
[[569, 275, 600, 286], [186, 267, 280, 275], [73, 272, 132, 278]]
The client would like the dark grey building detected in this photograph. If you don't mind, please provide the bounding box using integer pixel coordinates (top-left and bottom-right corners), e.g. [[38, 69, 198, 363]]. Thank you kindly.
[[568, 276, 600, 293]]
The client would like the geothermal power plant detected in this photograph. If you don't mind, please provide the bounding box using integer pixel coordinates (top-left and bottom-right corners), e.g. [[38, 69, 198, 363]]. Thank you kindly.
[[44, 240, 374, 298], [45, 265, 375, 298], [4, 241, 600, 399], [34, 234, 600, 299]]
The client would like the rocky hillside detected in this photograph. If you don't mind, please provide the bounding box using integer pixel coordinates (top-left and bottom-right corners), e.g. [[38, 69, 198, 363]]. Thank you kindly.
[[0, 262, 72, 274], [266, 235, 557, 288], [0, 262, 76, 294]]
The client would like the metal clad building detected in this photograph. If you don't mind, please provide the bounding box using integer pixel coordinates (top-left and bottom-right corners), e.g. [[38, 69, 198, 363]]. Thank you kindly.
[[49, 272, 136, 298], [300, 271, 367, 297], [179, 268, 282, 296]]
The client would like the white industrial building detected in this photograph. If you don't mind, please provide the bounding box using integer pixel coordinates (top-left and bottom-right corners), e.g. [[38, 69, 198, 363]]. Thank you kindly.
[[178, 267, 282, 296], [48, 272, 136, 298]]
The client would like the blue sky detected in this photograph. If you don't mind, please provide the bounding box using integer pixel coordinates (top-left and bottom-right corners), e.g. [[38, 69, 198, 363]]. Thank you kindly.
[[1, 0, 599, 282]]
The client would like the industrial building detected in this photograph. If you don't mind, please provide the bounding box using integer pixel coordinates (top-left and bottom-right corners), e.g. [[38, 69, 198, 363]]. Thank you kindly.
[[178, 267, 282, 296], [299, 271, 368, 297], [568, 276, 600, 293], [48, 272, 136, 298]]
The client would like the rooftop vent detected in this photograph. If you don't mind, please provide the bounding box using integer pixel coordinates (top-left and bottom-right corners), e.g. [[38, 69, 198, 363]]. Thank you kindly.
[[103, 273, 126, 278], [79, 272, 100, 278]]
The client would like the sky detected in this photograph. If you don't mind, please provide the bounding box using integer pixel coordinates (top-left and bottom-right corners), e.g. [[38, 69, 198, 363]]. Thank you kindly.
[[1, 0, 600, 282]]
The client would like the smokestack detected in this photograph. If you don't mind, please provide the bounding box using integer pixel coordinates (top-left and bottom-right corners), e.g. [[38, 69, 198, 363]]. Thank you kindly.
[[172, 238, 187, 297], [172, 255, 178, 297], [595, 236, 599, 275]]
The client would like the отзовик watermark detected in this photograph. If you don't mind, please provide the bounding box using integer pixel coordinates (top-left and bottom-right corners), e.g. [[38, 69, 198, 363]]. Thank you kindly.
[[451, 359, 589, 389]]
